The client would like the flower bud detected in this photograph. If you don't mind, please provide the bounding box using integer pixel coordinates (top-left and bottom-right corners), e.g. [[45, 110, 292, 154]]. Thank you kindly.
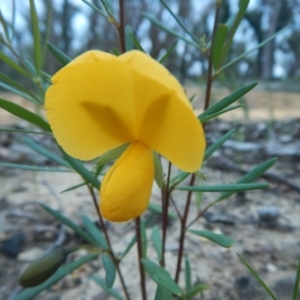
[[19, 248, 69, 287]]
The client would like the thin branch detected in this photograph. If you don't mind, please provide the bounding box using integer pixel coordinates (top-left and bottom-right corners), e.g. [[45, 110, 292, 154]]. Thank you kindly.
[[88, 185, 131, 300], [118, 0, 126, 53], [135, 217, 147, 300]]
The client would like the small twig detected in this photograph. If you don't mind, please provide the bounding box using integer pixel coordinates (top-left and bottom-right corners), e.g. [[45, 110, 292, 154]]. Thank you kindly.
[[174, 173, 195, 283], [118, 0, 126, 53], [87, 185, 131, 300], [135, 217, 147, 300], [170, 195, 182, 220], [161, 162, 172, 267]]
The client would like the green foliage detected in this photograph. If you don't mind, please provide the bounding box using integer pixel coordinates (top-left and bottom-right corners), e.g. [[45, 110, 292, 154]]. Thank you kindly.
[[102, 253, 116, 288], [188, 230, 234, 248]]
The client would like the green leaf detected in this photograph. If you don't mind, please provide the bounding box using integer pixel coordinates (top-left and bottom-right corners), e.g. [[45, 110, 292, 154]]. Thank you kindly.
[[14, 253, 98, 300], [24, 137, 70, 167], [0, 162, 71, 172], [60, 182, 87, 194], [82, 0, 107, 17], [142, 259, 182, 296], [91, 276, 124, 300], [0, 51, 31, 78], [102, 253, 116, 288], [128, 33, 146, 52], [141, 220, 147, 259], [125, 25, 134, 51], [200, 104, 243, 123], [0, 98, 51, 131], [220, 0, 250, 64], [188, 230, 234, 248], [153, 152, 164, 188], [160, 0, 198, 44], [158, 40, 178, 64], [199, 82, 258, 120], [238, 254, 278, 300], [148, 203, 177, 218], [194, 170, 206, 181], [181, 284, 209, 299], [189, 94, 196, 102], [179, 183, 269, 192], [204, 129, 235, 161], [154, 285, 172, 300], [47, 42, 71, 66], [142, 13, 199, 48], [216, 158, 277, 202], [62, 151, 100, 189], [0, 127, 51, 135], [151, 226, 162, 261], [292, 256, 300, 300], [96, 143, 129, 167], [185, 257, 192, 298], [212, 24, 228, 70], [0, 82, 40, 104], [81, 215, 107, 248], [40, 204, 97, 246], [29, 0, 42, 75], [0, 72, 39, 103]]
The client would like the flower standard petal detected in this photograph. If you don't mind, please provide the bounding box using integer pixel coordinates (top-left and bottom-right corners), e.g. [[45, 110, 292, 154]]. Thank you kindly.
[[120, 51, 206, 172], [100, 141, 154, 222], [45, 51, 136, 160]]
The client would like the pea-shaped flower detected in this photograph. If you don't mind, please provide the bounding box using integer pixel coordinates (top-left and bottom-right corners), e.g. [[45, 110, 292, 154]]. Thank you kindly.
[[45, 50, 205, 222]]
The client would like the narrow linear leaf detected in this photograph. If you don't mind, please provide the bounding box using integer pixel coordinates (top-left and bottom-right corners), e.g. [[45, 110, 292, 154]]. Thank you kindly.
[[0, 127, 51, 135], [199, 82, 258, 119], [292, 256, 300, 300], [185, 257, 192, 298], [125, 25, 134, 51], [154, 285, 172, 300], [217, 158, 277, 202], [24, 137, 70, 167], [62, 151, 100, 189], [0, 51, 31, 78], [200, 104, 243, 123], [129, 33, 146, 52], [0, 98, 51, 131], [96, 143, 129, 167], [0, 162, 71, 172], [181, 284, 209, 299], [151, 226, 162, 261], [91, 276, 124, 300], [160, 0, 198, 44], [82, 0, 107, 17], [0, 72, 39, 102], [204, 129, 235, 161], [14, 253, 98, 300], [102, 253, 116, 288], [189, 94, 196, 102], [141, 259, 182, 296], [40, 204, 97, 246], [47, 42, 71, 66], [159, 40, 178, 64], [238, 254, 278, 300], [194, 170, 206, 181], [0, 82, 40, 104], [178, 183, 269, 192], [148, 203, 177, 218], [142, 13, 199, 48], [212, 24, 228, 70], [188, 230, 234, 248], [60, 182, 87, 194], [29, 0, 42, 75], [153, 152, 164, 188], [81, 215, 107, 248]]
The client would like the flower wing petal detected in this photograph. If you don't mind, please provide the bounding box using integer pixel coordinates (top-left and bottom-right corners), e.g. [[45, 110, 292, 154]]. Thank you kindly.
[[100, 141, 154, 222], [121, 51, 206, 172], [45, 50, 136, 160]]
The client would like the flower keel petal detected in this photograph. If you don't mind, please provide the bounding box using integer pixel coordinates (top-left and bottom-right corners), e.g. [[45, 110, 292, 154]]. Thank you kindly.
[[100, 141, 154, 222]]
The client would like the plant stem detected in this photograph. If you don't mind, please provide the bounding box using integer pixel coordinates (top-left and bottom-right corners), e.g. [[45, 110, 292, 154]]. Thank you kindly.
[[174, 173, 195, 283], [88, 185, 131, 300], [174, 1, 222, 284], [161, 162, 172, 267], [118, 0, 126, 53], [135, 217, 147, 300]]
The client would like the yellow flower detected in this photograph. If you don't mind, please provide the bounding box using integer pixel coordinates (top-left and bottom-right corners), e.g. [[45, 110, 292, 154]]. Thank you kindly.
[[45, 50, 206, 222]]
